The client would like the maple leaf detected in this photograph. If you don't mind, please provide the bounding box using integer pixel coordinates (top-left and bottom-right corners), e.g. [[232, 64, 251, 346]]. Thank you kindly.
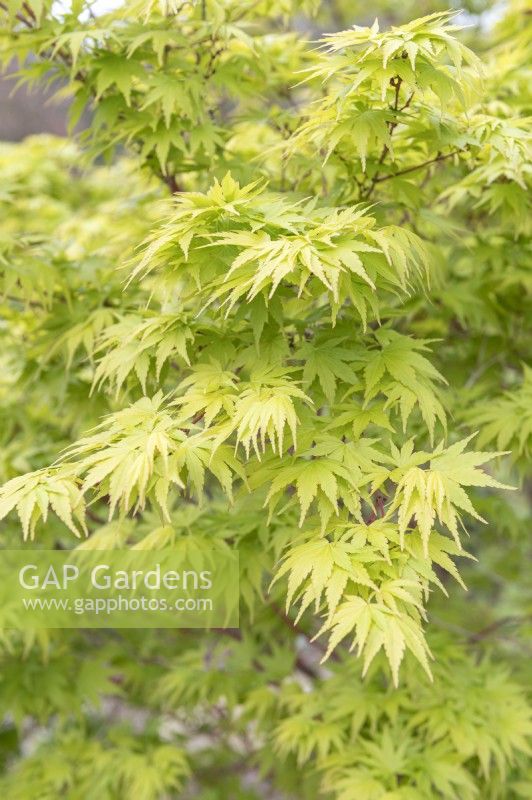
[[388, 435, 514, 554]]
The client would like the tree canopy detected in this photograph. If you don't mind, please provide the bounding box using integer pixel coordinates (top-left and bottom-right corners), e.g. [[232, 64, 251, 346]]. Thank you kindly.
[[0, 1, 530, 798]]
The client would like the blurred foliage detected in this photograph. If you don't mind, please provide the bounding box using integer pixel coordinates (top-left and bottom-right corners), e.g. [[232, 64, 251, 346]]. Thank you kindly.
[[0, 0, 530, 798]]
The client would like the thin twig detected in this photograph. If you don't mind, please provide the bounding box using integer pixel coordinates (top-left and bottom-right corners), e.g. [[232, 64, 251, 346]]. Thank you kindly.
[[373, 149, 462, 185]]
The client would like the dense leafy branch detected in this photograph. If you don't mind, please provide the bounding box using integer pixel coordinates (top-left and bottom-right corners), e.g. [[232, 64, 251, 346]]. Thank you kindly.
[[0, 1, 530, 798]]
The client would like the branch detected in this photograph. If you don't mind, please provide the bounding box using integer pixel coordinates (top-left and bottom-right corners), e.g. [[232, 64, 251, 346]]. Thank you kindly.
[[468, 615, 531, 643], [359, 77, 414, 200], [373, 149, 462, 185], [1, 4, 185, 196], [3, 294, 44, 309], [86, 508, 108, 526], [215, 627, 322, 680], [161, 172, 184, 194], [0, 2, 33, 30]]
